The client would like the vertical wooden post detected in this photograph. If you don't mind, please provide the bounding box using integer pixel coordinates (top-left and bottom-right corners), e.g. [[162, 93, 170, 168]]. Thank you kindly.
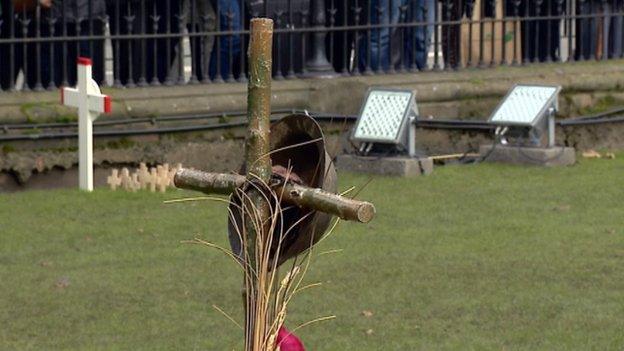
[[244, 18, 274, 351], [246, 18, 273, 181]]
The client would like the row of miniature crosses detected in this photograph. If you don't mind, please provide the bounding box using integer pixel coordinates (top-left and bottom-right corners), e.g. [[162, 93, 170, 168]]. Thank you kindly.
[[107, 163, 182, 192]]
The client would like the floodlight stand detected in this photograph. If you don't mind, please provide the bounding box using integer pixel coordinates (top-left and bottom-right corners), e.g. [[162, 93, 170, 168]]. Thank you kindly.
[[547, 107, 556, 148], [496, 126, 509, 145], [408, 116, 417, 157], [480, 84, 575, 166]]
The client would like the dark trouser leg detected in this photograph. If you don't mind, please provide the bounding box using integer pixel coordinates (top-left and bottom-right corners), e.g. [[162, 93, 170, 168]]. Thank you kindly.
[[0, 2, 12, 90], [441, 0, 461, 69], [611, 1, 624, 58]]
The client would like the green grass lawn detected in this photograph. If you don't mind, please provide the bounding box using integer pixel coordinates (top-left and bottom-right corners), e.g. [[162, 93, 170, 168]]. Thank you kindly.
[[1, 157, 623, 350]]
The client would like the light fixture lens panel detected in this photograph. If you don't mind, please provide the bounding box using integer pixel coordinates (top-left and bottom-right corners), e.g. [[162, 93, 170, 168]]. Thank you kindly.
[[353, 90, 412, 142], [490, 85, 558, 126]]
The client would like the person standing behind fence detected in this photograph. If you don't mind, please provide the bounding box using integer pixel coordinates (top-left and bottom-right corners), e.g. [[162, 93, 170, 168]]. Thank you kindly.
[[108, 0, 180, 86], [575, 0, 602, 60], [358, 0, 435, 72], [245, 0, 308, 78], [440, 0, 473, 69], [2, 0, 55, 90], [611, 0, 624, 58], [404, 0, 436, 70], [574, 0, 624, 60], [0, 0, 12, 90], [209, 0, 242, 81], [170, 0, 217, 83], [515, 0, 564, 63], [165, 0, 241, 83], [46, 0, 106, 87], [358, 0, 400, 72], [601, 0, 623, 59]]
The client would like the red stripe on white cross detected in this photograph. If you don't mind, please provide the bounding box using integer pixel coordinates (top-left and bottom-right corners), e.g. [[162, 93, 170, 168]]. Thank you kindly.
[[104, 95, 112, 114], [77, 57, 92, 66]]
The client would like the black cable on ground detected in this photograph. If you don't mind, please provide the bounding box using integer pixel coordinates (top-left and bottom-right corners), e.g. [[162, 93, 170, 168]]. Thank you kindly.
[[473, 140, 498, 164], [2, 107, 624, 142], [453, 147, 482, 164], [0, 108, 332, 131], [563, 107, 624, 121], [558, 115, 624, 126], [0, 112, 357, 142]]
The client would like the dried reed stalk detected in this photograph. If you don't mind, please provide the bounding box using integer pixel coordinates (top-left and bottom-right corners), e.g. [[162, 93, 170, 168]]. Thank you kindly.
[[231, 178, 320, 350], [173, 173, 344, 350]]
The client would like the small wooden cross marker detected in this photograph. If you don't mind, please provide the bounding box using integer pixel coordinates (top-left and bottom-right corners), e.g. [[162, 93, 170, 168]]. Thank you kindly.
[[106, 169, 122, 190], [120, 168, 133, 191], [61, 57, 112, 191], [148, 167, 158, 192], [137, 163, 151, 190], [156, 165, 169, 193]]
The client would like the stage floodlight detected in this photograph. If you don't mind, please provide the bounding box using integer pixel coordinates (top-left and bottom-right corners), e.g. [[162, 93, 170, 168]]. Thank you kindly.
[[489, 84, 561, 127], [351, 88, 418, 155]]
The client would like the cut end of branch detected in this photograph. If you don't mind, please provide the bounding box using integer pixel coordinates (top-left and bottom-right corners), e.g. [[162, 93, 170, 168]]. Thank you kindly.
[[250, 18, 274, 31], [357, 203, 376, 224]]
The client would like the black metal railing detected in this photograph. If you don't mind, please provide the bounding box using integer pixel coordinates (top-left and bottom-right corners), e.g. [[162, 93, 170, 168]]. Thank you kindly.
[[1, 0, 623, 92]]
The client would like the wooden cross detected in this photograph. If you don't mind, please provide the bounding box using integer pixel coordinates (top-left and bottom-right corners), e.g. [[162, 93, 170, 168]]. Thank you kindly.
[[131, 173, 140, 192], [137, 163, 151, 190], [173, 19, 375, 351], [107, 163, 181, 192], [106, 169, 122, 190], [156, 165, 169, 193], [120, 168, 133, 191], [169, 164, 182, 186], [61, 57, 112, 191], [148, 167, 158, 192]]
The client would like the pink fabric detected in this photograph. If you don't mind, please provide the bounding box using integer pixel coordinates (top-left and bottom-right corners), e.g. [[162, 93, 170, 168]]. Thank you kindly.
[[276, 327, 305, 351]]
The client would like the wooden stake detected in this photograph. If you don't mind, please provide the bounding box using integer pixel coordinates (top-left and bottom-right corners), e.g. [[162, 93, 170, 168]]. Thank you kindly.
[[244, 18, 274, 351]]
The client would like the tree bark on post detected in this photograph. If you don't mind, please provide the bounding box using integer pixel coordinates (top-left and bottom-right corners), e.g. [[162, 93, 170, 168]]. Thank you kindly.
[[244, 18, 274, 351], [174, 169, 376, 224]]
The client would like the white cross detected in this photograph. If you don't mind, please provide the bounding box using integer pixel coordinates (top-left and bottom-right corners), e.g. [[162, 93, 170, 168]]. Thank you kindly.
[[61, 57, 111, 191]]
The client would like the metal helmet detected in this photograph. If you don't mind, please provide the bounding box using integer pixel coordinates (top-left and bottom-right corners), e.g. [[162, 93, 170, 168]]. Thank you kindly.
[[227, 114, 337, 268]]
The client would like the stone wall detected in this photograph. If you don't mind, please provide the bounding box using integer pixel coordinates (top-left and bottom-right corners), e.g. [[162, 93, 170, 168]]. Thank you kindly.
[[3, 60, 624, 124]]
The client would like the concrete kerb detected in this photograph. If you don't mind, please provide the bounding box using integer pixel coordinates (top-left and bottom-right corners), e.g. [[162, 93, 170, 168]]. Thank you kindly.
[[336, 154, 434, 177], [479, 144, 576, 167]]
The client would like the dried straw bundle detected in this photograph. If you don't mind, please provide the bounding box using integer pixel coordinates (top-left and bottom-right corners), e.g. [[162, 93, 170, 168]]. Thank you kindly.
[[183, 170, 339, 350]]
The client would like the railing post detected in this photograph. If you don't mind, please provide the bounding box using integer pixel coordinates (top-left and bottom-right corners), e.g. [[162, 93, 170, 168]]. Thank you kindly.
[[305, 0, 334, 76]]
